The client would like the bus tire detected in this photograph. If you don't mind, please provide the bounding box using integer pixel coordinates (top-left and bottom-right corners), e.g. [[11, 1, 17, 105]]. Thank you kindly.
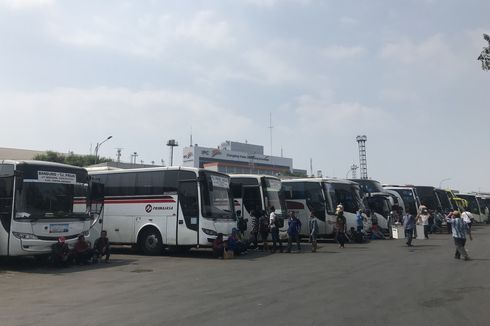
[[139, 227, 163, 256]]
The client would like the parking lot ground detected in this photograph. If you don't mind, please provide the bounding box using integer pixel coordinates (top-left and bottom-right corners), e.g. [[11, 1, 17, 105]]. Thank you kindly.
[[1, 225, 490, 326]]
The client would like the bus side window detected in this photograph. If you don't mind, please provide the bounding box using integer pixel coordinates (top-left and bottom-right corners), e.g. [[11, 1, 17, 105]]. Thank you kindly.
[[178, 181, 199, 231], [163, 171, 179, 194]]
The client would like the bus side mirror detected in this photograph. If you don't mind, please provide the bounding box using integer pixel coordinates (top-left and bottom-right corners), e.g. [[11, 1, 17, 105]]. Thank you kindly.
[[90, 182, 105, 202], [236, 210, 241, 218]]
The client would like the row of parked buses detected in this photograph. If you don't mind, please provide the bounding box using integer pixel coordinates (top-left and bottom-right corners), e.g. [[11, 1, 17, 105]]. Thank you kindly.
[[1, 160, 489, 257]]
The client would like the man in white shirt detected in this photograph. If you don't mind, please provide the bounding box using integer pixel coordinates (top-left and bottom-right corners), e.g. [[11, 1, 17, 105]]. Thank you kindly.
[[461, 210, 473, 228], [269, 206, 283, 253]]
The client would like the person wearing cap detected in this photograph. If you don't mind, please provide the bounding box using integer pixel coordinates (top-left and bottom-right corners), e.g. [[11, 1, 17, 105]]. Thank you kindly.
[[73, 234, 94, 265], [446, 211, 473, 260], [51, 236, 71, 267], [335, 204, 347, 248]]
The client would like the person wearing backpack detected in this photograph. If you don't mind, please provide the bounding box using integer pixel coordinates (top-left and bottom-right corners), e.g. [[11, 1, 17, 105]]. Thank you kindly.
[[286, 211, 302, 253], [269, 206, 283, 253], [258, 210, 270, 251]]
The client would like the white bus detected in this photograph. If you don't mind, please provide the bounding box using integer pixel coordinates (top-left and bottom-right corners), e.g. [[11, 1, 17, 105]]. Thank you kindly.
[[0, 160, 102, 257], [229, 174, 287, 238], [282, 178, 369, 238], [89, 167, 236, 255]]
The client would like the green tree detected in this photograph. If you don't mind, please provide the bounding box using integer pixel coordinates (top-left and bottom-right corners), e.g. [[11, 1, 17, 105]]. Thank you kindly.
[[34, 151, 112, 167]]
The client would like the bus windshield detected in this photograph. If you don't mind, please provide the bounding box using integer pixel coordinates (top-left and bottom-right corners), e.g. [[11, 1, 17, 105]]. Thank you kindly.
[[329, 183, 364, 214], [201, 173, 235, 220], [263, 178, 287, 215], [391, 189, 418, 215], [458, 195, 481, 215], [15, 181, 89, 219]]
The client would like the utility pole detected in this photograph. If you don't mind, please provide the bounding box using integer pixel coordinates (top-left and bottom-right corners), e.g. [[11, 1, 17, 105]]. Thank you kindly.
[[310, 158, 313, 177], [268, 112, 273, 157]]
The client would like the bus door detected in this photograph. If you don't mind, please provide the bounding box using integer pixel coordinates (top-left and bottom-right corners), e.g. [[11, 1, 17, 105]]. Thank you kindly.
[[241, 185, 262, 237], [176, 180, 199, 245], [0, 165, 14, 256]]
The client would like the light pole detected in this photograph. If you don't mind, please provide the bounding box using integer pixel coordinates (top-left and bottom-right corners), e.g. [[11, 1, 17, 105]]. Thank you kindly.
[[166, 139, 179, 166], [94, 136, 113, 164], [439, 178, 451, 189]]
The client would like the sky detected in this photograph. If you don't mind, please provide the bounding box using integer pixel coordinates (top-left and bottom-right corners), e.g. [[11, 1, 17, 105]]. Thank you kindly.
[[0, 0, 489, 192]]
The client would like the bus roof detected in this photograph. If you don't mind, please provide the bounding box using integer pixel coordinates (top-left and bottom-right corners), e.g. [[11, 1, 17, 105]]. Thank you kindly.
[[230, 174, 280, 180], [1, 159, 87, 171], [88, 166, 219, 176], [282, 178, 358, 186]]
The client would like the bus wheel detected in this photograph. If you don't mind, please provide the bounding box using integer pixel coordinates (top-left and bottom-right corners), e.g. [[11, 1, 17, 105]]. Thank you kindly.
[[139, 228, 163, 255]]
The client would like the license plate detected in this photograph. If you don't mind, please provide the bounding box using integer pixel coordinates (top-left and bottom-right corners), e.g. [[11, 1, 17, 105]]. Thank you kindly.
[[49, 224, 70, 233]]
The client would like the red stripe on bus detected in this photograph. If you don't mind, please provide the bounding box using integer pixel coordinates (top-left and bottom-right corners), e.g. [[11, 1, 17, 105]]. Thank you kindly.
[[105, 199, 176, 204]]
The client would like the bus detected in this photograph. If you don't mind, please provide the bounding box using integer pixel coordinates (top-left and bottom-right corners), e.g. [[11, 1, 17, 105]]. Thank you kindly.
[[282, 178, 369, 238], [434, 188, 455, 215], [89, 167, 236, 255], [456, 194, 486, 223], [230, 175, 287, 238], [0, 160, 102, 257], [383, 186, 421, 215]]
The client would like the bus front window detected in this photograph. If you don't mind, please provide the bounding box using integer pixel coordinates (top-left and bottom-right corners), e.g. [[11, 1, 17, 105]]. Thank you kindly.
[[15, 181, 89, 219], [264, 178, 287, 215], [201, 174, 235, 220]]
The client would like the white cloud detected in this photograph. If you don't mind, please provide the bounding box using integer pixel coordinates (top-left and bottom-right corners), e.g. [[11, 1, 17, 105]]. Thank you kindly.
[[321, 45, 366, 59], [339, 16, 358, 26], [379, 34, 454, 65], [292, 92, 390, 132], [243, 0, 315, 7], [176, 10, 234, 47], [0, 0, 54, 9], [48, 10, 234, 57], [0, 88, 254, 162]]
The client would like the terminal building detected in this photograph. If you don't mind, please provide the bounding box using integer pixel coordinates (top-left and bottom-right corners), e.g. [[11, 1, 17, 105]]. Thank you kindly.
[[182, 140, 306, 176]]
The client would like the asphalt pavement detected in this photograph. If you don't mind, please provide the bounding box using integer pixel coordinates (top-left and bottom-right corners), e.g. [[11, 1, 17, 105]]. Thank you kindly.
[[1, 225, 489, 326]]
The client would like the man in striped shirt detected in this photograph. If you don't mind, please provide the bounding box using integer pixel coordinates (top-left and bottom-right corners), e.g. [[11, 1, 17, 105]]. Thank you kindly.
[[447, 211, 473, 261]]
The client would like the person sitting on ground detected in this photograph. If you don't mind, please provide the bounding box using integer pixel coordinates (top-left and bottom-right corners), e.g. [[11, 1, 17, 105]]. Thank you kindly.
[[51, 236, 71, 267], [228, 228, 247, 256], [212, 233, 225, 259], [93, 230, 111, 263], [73, 234, 94, 265]]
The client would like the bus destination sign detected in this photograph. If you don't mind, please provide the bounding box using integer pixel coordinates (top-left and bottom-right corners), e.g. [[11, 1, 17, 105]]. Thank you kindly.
[[38, 171, 77, 185]]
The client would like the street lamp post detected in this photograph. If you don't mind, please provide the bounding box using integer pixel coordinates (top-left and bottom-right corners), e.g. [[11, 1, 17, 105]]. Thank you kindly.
[[94, 136, 113, 164], [439, 178, 451, 189], [166, 139, 179, 166]]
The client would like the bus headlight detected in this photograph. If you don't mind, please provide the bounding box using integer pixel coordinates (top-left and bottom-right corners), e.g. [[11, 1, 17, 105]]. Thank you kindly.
[[202, 228, 218, 236], [12, 232, 39, 240]]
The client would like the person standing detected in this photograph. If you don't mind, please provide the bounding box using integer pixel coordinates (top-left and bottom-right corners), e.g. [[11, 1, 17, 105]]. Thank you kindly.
[[286, 211, 302, 253], [309, 211, 319, 252], [249, 209, 259, 249], [258, 210, 270, 252], [335, 205, 347, 248], [461, 209, 473, 229], [447, 211, 472, 260], [403, 210, 415, 247], [269, 206, 283, 253], [356, 210, 364, 233], [416, 206, 430, 239]]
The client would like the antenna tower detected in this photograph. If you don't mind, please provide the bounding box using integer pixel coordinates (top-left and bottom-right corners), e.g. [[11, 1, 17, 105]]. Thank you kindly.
[[356, 135, 368, 179]]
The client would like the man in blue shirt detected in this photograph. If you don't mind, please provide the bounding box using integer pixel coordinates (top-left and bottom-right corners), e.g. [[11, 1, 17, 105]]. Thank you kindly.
[[286, 211, 302, 253], [403, 210, 415, 247], [447, 211, 473, 260]]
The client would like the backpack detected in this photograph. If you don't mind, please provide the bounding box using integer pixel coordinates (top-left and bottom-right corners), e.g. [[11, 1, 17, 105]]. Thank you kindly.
[[259, 216, 270, 233]]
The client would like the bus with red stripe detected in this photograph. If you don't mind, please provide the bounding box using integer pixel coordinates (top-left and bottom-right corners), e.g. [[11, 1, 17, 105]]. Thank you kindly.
[[0, 160, 102, 257], [88, 167, 236, 255]]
